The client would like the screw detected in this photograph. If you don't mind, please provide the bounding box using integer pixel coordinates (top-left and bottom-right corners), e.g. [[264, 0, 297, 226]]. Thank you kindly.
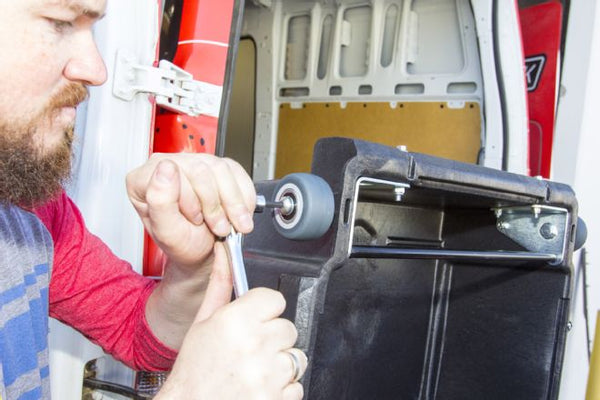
[[393, 187, 405, 202], [540, 223, 558, 240], [497, 221, 510, 231], [567, 321, 573, 331]]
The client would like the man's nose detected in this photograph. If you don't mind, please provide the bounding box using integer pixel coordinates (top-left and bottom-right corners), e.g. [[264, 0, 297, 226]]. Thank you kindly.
[[63, 32, 107, 86]]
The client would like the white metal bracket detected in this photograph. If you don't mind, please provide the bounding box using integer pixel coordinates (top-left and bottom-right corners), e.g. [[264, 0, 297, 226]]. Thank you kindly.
[[494, 205, 569, 265], [112, 50, 222, 117]]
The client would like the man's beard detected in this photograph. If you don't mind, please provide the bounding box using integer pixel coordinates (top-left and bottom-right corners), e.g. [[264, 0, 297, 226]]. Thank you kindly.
[[0, 83, 88, 208]]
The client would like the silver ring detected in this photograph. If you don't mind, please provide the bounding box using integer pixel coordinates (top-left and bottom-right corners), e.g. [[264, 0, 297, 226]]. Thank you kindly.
[[286, 350, 302, 383]]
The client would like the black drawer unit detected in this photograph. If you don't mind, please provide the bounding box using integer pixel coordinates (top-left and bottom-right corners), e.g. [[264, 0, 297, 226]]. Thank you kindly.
[[244, 138, 578, 400]]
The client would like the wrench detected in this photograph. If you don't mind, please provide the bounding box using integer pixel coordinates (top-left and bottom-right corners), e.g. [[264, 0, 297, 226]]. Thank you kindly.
[[223, 193, 297, 297], [223, 226, 249, 298]]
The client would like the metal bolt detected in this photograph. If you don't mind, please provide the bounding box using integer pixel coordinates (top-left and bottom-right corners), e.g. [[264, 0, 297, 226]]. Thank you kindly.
[[540, 223, 558, 240], [255, 194, 295, 216], [280, 196, 295, 216], [567, 321, 573, 331], [393, 187, 405, 202], [497, 221, 510, 231]]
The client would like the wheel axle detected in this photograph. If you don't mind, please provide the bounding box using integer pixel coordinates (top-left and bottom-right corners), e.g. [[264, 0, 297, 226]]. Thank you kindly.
[[255, 194, 295, 216]]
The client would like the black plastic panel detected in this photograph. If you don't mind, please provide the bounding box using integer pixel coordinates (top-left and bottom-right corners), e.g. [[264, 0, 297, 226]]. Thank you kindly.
[[244, 138, 576, 399]]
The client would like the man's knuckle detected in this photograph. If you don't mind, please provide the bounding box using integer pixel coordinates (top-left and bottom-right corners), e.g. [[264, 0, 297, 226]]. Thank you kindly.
[[189, 159, 210, 176], [211, 158, 232, 175], [148, 153, 165, 162], [272, 290, 287, 311], [222, 157, 241, 169], [284, 320, 298, 342], [203, 203, 224, 221], [145, 187, 167, 206]]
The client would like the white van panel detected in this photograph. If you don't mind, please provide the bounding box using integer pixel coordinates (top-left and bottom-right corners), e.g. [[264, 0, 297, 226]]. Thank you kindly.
[[244, 0, 489, 180], [554, 2, 600, 399], [50, 1, 159, 399]]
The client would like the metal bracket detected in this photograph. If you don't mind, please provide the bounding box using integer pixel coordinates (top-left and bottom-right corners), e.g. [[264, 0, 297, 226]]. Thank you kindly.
[[494, 205, 569, 265], [347, 177, 411, 257], [112, 50, 222, 117]]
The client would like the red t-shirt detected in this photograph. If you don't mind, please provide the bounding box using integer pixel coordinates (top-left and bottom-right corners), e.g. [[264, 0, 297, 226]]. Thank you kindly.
[[34, 191, 177, 371]]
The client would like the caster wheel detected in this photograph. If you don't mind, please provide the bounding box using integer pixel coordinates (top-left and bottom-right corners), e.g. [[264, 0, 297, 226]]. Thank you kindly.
[[272, 173, 334, 240]]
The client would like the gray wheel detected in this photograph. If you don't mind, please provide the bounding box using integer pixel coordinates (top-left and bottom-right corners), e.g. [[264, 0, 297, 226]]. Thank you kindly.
[[272, 173, 334, 240]]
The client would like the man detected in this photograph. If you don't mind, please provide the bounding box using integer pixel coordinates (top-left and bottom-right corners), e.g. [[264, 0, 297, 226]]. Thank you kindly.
[[0, 0, 307, 399]]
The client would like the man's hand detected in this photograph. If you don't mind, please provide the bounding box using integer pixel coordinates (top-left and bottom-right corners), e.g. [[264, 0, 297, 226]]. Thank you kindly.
[[155, 288, 308, 400], [126, 153, 256, 349], [126, 153, 256, 269]]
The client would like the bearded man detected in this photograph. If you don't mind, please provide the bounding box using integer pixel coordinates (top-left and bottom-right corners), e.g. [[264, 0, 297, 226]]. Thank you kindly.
[[0, 0, 307, 399]]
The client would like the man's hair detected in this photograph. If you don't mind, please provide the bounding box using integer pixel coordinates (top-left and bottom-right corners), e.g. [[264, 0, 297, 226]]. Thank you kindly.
[[0, 125, 73, 207], [0, 83, 87, 207]]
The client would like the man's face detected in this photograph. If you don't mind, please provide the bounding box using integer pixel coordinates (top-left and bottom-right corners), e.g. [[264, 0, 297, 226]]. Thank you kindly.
[[0, 0, 107, 206]]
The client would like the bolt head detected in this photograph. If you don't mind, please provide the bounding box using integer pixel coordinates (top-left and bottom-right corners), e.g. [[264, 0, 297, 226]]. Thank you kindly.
[[540, 223, 558, 240], [497, 221, 510, 231]]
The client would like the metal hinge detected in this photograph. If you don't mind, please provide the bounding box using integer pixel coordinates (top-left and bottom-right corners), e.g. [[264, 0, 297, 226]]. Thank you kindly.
[[112, 50, 222, 117], [494, 205, 569, 265]]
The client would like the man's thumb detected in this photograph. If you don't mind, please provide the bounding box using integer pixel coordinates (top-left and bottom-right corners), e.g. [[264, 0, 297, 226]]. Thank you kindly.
[[194, 242, 233, 322]]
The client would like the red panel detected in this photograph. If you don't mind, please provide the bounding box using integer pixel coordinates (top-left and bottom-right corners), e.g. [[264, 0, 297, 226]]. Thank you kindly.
[[144, 0, 234, 277], [154, 113, 217, 154], [174, 45, 229, 85], [178, 0, 234, 44], [520, 1, 563, 177]]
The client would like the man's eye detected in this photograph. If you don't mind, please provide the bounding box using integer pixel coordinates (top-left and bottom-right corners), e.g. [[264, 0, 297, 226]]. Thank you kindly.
[[48, 18, 73, 32]]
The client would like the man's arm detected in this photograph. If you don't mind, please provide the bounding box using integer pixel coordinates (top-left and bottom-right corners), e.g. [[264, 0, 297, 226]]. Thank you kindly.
[[36, 188, 308, 398], [125, 154, 256, 350], [35, 193, 177, 371]]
